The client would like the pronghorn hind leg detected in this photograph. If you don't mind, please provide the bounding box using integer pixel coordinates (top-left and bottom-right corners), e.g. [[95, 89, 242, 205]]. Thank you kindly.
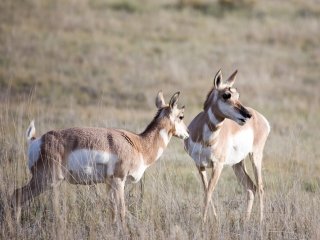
[[232, 160, 256, 221], [106, 178, 117, 225], [249, 152, 264, 223], [198, 166, 217, 218], [203, 162, 223, 222]]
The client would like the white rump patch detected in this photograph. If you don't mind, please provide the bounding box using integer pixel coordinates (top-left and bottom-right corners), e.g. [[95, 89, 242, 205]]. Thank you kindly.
[[26, 120, 35, 142], [28, 138, 42, 170], [160, 129, 170, 146], [67, 149, 118, 183]]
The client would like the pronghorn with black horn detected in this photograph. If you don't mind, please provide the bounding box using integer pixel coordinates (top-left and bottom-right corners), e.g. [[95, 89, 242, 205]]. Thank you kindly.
[[11, 91, 189, 227], [185, 69, 270, 222]]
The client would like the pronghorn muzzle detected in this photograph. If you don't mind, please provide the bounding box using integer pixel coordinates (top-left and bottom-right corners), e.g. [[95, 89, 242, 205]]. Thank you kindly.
[[237, 105, 252, 125]]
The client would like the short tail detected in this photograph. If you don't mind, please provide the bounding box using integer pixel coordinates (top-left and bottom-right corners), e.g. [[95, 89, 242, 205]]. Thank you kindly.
[[26, 120, 36, 142]]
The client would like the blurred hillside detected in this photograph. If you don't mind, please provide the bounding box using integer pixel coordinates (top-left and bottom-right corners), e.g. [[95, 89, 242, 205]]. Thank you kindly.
[[1, 0, 319, 153], [1, 0, 319, 108]]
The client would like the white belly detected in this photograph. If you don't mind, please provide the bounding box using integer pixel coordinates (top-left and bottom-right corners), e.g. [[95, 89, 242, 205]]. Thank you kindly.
[[28, 138, 42, 170], [187, 128, 254, 167], [67, 149, 118, 184], [224, 128, 254, 166]]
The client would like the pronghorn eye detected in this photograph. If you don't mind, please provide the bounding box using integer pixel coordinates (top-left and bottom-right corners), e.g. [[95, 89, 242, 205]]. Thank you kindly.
[[179, 116, 184, 120], [223, 93, 231, 100]]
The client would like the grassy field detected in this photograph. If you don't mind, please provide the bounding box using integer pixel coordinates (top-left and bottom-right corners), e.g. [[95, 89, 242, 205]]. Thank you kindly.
[[1, 0, 320, 239]]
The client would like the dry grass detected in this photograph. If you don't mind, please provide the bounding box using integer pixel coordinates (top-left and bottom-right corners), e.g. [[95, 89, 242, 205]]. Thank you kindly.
[[1, 0, 320, 239]]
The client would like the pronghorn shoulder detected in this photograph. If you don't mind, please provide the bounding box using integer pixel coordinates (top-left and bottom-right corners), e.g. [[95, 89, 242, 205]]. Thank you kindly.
[[246, 108, 270, 133], [115, 129, 141, 149]]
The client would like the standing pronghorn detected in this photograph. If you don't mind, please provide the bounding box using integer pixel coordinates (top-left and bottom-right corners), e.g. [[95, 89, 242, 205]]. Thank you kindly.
[[185, 70, 270, 222], [11, 91, 189, 227]]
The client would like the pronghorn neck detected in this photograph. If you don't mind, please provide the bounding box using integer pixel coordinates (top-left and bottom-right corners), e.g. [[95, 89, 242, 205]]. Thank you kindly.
[[140, 121, 171, 146], [207, 107, 224, 129], [204, 90, 224, 128], [139, 115, 172, 165], [202, 107, 224, 146]]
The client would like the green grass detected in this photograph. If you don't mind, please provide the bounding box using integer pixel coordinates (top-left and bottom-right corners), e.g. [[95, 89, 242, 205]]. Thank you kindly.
[[1, 0, 320, 239]]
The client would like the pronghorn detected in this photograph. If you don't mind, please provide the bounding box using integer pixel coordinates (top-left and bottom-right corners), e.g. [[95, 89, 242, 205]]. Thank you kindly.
[[11, 91, 189, 227], [185, 69, 270, 222]]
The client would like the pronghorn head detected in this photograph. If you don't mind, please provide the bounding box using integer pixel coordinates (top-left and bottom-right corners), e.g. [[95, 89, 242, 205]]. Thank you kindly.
[[155, 91, 189, 140], [204, 69, 252, 126]]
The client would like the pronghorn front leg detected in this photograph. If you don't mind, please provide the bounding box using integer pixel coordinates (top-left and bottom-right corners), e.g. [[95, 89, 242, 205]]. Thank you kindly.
[[198, 166, 217, 218], [203, 162, 223, 222], [105, 179, 117, 224]]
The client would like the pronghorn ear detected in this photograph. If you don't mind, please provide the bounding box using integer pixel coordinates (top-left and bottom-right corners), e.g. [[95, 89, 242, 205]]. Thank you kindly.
[[169, 91, 180, 109], [213, 69, 222, 89], [226, 70, 238, 87], [155, 90, 166, 108]]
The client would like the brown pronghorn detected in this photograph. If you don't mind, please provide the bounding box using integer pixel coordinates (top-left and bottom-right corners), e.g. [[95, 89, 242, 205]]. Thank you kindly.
[[185, 70, 270, 222], [11, 91, 189, 227]]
